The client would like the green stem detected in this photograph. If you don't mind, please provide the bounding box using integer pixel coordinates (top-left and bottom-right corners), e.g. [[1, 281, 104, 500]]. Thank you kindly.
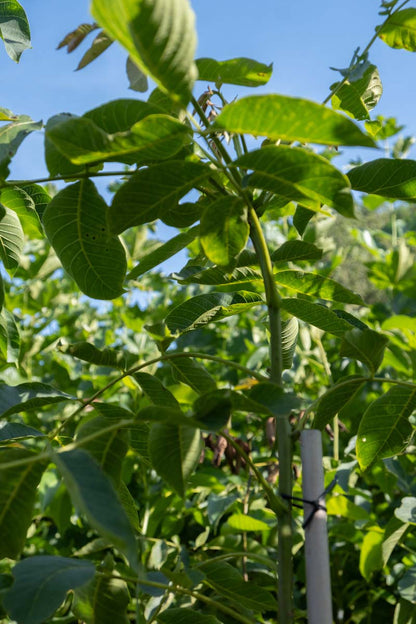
[[315, 334, 339, 461], [2, 169, 136, 188]]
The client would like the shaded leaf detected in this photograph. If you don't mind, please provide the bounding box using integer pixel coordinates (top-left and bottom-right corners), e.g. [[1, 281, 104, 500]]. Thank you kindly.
[[0, 185, 43, 237], [212, 95, 376, 146], [281, 298, 351, 336], [271, 240, 323, 264], [398, 568, 416, 604], [281, 316, 299, 370], [293, 205, 315, 237], [165, 291, 263, 334], [395, 497, 416, 525], [196, 57, 272, 87], [313, 377, 366, 430], [193, 389, 233, 430], [0, 306, 20, 364], [0, 0, 31, 62], [57, 23, 98, 53], [108, 161, 212, 234], [172, 265, 262, 288], [340, 328, 389, 374], [73, 574, 130, 624], [136, 405, 193, 427], [0, 204, 23, 269], [0, 449, 48, 559], [4, 556, 95, 624], [52, 448, 137, 568], [157, 608, 221, 624], [44, 114, 93, 178], [200, 197, 249, 266], [348, 158, 416, 200], [331, 63, 382, 121], [168, 357, 217, 394], [63, 341, 136, 370], [247, 383, 300, 417], [126, 56, 149, 92], [77, 30, 113, 70], [378, 8, 416, 51], [91, 0, 197, 106], [357, 385, 416, 470], [0, 422, 44, 441], [43, 180, 127, 300], [237, 146, 354, 217], [84, 98, 161, 134], [0, 115, 42, 180], [148, 423, 203, 496], [275, 270, 363, 304], [0, 381, 74, 418], [133, 372, 180, 409]]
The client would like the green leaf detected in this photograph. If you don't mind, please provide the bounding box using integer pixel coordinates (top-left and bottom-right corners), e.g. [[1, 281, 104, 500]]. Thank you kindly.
[[136, 405, 194, 427], [63, 341, 135, 370], [0, 307, 20, 363], [18, 183, 51, 220], [168, 358, 217, 394], [247, 383, 300, 417], [126, 56, 149, 92], [275, 270, 363, 304], [281, 299, 352, 336], [201, 560, 276, 611], [148, 423, 203, 496], [395, 497, 416, 525], [73, 574, 130, 624], [348, 159, 416, 200], [0, 0, 31, 62], [227, 514, 270, 532], [45, 114, 93, 178], [91, 0, 197, 106], [356, 386, 416, 470], [326, 495, 369, 521], [313, 377, 366, 430], [378, 8, 416, 51], [108, 161, 212, 234], [340, 328, 389, 374], [165, 292, 263, 334], [193, 389, 233, 431], [0, 114, 42, 180], [0, 381, 75, 418], [281, 316, 299, 370], [398, 568, 416, 604], [200, 197, 249, 266], [46, 114, 190, 166], [76, 30, 113, 70], [157, 608, 222, 624], [271, 240, 323, 264], [0, 422, 44, 441], [133, 372, 180, 409], [382, 516, 409, 565], [236, 146, 354, 217], [43, 180, 127, 300], [0, 186, 43, 237], [0, 204, 23, 269], [76, 416, 130, 485], [0, 272, 3, 310], [52, 448, 137, 568], [359, 530, 384, 580], [0, 449, 48, 559], [196, 57, 272, 87], [172, 265, 262, 288], [331, 63, 382, 121], [394, 600, 416, 623], [4, 556, 95, 624], [212, 95, 376, 147], [293, 205, 315, 237], [127, 226, 199, 279]]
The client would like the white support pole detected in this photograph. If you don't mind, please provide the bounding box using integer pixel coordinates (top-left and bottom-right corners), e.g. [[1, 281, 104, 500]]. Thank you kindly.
[[300, 430, 333, 624]]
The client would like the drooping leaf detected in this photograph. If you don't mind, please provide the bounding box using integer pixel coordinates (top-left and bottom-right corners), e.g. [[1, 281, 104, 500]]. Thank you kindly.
[[91, 0, 197, 106], [52, 448, 137, 568], [133, 372, 180, 409], [281, 316, 299, 370], [331, 63, 383, 121], [348, 159, 416, 199], [271, 240, 323, 264], [126, 56, 149, 92], [356, 385, 416, 470], [0, 0, 31, 62], [108, 161, 212, 234], [57, 22, 98, 53], [0, 307, 20, 363], [0, 204, 23, 269], [127, 226, 199, 279], [236, 146, 354, 217], [227, 514, 270, 532], [200, 197, 249, 266], [340, 328, 389, 374], [0, 381, 75, 418], [47, 114, 190, 166], [76, 416, 130, 485], [313, 377, 366, 430], [382, 516, 409, 565], [0, 422, 44, 441], [280, 299, 351, 336], [157, 608, 222, 624], [274, 270, 363, 304], [212, 95, 376, 146], [165, 291, 263, 334], [43, 180, 127, 300], [0, 449, 48, 559], [63, 341, 136, 370], [168, 357, 217, 394], [196, 57, 272, 87], [148, 423, 203, 496], [0, 115, 42, 180], [359, 530, 384, 580], [76, 30, 113, 70], [73, 574, 130, 624], [395, 497, 416, 525], [378, 8, 416, 51], [4, 556, 95, 624]]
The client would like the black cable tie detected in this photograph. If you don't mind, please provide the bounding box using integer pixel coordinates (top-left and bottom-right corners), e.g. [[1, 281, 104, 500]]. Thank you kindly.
[[281, 476, 337, 528]]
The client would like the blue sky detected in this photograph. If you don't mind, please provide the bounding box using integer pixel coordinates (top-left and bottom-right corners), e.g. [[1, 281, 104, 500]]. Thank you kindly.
[[4, 1, 415, 184]]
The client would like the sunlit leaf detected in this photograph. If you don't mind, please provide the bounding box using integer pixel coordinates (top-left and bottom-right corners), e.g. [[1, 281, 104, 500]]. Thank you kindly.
[[359, 530, 383, 580], [382, 516, 409, 565], [0, 0, 31, 62], [281, 299, 351, 336], [281, 316, 298, 370], [126, 56, 149, 92], [378, 8, 416, 51], [227, 514, 270, 532], [196, 57, 272, 87], [0, 115, 42, 180], [236, 146, 354, 217], [200, 197, 249, 266], [212, 95, 376, 146], [357, 386, 416, 470], [43, 180, 127, 300], [0, 381, 75, 418], [348, 159, 416, 199], [271, 240, 323, 264], [331, 63, 382, 121], [275, 270, 363, 304], [73, 574, 130, 624], [63, 341, 136, 370], [293, 205, 315, 237], [4, 556, 95, 624], [91, 0, 197, 106], [0, 449, 48, 559], [0, 204, 23, 268]]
